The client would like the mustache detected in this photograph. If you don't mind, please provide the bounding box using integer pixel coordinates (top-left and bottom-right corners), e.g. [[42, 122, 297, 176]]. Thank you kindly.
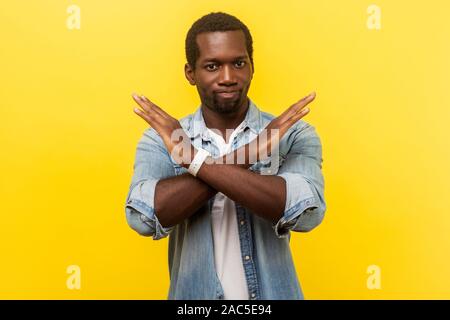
[[213, 88, 242, 94]]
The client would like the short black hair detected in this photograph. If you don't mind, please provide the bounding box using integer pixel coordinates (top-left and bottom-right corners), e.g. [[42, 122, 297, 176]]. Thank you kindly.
[[185, 12, 254, 71]]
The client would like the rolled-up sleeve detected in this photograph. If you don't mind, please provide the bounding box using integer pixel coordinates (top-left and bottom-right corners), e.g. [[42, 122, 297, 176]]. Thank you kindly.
[[125, 128, 176, 240], [273, 122, 326, 238]]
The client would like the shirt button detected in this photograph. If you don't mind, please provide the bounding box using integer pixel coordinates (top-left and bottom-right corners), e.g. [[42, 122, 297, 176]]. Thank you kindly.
[[245, 255, 250, 261], [240, 220, 245, 226], [251, 293, 256, 298]]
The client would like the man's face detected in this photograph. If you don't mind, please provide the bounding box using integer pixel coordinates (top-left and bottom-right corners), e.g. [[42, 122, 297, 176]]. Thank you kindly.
[[185, 30, 254, 114]]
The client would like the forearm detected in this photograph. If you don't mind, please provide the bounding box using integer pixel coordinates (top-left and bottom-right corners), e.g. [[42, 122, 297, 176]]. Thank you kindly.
[[155, 173, 218, 228], [196, 162, 286, 224], [153, 144, 254, 228], [155, 142, 284, 227], [172, 144, 286, 223]]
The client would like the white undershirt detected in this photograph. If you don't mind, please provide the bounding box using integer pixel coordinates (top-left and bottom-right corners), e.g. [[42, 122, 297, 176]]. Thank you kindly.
[[207, 122, 249, 300]]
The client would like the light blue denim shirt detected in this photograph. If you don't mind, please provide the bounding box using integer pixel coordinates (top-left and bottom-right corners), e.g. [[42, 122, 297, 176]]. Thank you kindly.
[[125, 98, 326, 300]]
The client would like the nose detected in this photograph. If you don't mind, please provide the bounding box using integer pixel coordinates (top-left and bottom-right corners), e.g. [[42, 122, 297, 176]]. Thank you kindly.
[[218, 65, 237, 87]]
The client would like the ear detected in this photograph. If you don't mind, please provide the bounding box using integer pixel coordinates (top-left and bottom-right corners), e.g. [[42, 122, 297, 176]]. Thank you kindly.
[[184, 63, 196, 86]]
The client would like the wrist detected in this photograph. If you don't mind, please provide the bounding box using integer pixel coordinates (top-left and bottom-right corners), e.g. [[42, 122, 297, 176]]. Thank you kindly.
[[187, 148, 211, 176], [180, 145, 196, 169]]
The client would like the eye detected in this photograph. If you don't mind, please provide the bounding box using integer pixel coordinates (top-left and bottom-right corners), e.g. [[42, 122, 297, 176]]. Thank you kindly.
[[205, 63, 218, 71], [234, 60, 246, 68]]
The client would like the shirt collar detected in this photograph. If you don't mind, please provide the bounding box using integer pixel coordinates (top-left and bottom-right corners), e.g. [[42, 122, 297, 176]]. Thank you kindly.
[[186, 98, 263, 141]]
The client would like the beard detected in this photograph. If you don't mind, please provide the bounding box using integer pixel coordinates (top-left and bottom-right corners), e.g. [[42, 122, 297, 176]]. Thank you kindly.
[[199, 89, 245, 115], [211, 91, 243, 114]]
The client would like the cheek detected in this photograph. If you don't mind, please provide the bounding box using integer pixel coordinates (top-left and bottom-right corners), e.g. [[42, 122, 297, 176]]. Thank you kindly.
[[242, 77, 252, 90], [198, 78, 216, 93], [196, 82, 212, 98], [196, 72, 214, 88], [198, 82, 210, 93], [239, 69, 252, 85]]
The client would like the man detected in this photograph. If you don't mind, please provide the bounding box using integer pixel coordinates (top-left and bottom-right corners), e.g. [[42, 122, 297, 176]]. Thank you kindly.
[[125, 12, 326, 300]]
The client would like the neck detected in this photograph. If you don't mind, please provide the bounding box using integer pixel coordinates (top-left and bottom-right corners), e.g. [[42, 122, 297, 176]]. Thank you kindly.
[[201, 97, 249, 140]]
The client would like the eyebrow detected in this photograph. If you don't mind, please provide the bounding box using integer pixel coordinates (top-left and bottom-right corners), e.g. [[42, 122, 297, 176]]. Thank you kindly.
[[201, 56, 248, 63]]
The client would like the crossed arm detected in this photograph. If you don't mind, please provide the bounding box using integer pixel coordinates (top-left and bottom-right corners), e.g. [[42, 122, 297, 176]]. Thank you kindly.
[[154, 148, 286, 228], [128, 93, 318, 234]]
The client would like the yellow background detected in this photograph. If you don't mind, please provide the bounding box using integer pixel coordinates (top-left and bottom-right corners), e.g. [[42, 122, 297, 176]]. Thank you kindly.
[[1, 0, 449, 299]]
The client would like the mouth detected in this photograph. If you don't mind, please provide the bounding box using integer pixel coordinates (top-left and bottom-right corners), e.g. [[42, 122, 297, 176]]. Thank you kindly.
[[215, 90, 240, 99]]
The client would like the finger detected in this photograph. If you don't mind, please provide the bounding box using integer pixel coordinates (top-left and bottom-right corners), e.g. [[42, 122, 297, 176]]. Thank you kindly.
[[132, 93, 165, 119], [281, 92, 316, 120], [132, 93, 153, 113], [140, 95, 171, 119], [286, 106, 310, 126], [133, 106, 156, 125], [289, 92, 315, 116]]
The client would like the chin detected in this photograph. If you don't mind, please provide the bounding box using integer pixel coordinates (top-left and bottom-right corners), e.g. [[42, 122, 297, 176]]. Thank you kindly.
[[215, 103, 240, 114], [212, 97, 242, 114]]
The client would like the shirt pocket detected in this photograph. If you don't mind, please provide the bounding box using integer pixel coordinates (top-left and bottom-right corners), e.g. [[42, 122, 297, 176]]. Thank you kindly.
[[173, 164, 188, 175], [168, 154, 189, 176], [250, 152, 286, 175]]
